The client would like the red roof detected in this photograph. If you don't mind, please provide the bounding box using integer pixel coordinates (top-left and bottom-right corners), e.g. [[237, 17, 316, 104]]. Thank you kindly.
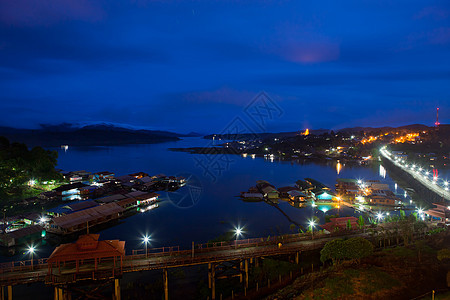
[[48, 234, 125, 263], [321, 217, 359, 232]]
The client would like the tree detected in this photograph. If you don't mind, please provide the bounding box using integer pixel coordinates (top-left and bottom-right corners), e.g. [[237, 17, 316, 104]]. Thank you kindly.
[[344, 237, 374, 264], [346, 219, 352, 230], [320, 239, 346, 265], [320, 237, 374, 265], [357, 216, 365, 231], [437, 249, 450, 261]]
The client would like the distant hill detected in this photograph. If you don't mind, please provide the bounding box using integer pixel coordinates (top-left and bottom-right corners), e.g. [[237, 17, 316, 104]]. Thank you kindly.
[[337, 124, 431, 134], [203, 124, 433, 141], [0, 123, 188, 147]]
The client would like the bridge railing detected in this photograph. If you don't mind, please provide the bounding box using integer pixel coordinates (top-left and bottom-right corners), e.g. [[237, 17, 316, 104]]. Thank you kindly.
[[0, 229, 363, 277], [0, 258, 48, 274], [122, 241, 329, 272]]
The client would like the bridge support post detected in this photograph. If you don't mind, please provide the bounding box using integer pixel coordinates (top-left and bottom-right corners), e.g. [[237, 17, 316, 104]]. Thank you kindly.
[[163, 269, 169, 300], [211, 264, 216, 300], [244, 260, 248, 288], [7, 286, 11, 300], [0, 286, 4, 300], [295, 251, 299, 264], [114, 279, 121, 300], [208, 263, 211, 288], [239, 262, 243, 283], [58, 287, 63, 300]]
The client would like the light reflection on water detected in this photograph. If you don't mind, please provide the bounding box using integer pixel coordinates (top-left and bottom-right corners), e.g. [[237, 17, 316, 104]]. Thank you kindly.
[[1, 138, 404, 261]]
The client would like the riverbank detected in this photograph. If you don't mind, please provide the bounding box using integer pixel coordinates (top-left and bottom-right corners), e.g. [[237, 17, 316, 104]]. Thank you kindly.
[[266, 229, 450, 300]]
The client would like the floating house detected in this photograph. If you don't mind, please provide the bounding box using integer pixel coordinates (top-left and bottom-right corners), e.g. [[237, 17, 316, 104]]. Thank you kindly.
[[93, 171, 115, 182], [48, 200, 99, 217], [47, 203, 124, 235], [0, 225, 44, 247], [54, 182, 88, 201], [261, 186, 279, 199]]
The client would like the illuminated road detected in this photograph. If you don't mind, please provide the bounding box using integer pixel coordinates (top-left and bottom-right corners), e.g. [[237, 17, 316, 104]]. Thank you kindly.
[[380, 147, 450, 201]]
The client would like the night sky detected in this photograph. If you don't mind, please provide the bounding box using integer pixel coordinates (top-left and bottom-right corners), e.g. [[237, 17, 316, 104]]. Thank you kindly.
[[1, 0, 449, 133]]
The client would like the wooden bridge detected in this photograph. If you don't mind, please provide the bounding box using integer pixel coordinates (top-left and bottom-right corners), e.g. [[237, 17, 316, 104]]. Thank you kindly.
[[0, 231, 362, 300]]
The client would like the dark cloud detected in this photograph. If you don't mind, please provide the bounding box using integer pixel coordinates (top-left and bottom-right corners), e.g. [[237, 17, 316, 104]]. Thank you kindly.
[[1, 0, 449, 132]]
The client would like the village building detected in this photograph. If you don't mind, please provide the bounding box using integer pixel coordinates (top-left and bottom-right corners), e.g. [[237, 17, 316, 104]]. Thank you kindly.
[[47, 203, 124, 235]]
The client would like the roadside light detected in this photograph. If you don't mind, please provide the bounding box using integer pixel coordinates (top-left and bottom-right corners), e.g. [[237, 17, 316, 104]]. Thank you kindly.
[[376, 212, 383, 222], [308, 220, 316, 240], [142, 235, 151, 258], [234, 227, 243, 249]]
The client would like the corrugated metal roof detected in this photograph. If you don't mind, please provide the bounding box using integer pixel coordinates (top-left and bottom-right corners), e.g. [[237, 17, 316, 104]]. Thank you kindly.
[[96, 194, 126, 203], [52, 203, 124, 229], [8, 225, 43, 239]]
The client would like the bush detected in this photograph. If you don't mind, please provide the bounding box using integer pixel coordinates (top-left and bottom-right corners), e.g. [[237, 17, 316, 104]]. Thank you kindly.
[[320, 237, 373, 264]]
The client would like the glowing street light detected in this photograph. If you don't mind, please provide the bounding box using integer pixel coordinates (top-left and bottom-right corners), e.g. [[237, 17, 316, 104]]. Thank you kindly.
[[376, 212, 384, 223], [39, 215, 48, 224], [142, 235, 150, 258]]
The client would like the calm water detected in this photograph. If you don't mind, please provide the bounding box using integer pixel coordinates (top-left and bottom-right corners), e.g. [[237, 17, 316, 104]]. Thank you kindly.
[[4, 138, 409, 261]]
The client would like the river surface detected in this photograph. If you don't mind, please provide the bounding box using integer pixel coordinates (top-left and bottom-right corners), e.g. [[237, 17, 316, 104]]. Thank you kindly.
[[3, 138, 412, 261]]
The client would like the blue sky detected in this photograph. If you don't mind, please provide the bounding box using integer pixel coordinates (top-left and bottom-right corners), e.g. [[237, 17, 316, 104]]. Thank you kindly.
[[0, 0, 449, 133]]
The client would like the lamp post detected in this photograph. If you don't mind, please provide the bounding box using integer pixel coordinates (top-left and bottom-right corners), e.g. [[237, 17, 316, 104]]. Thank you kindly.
[[142, 236, 150, 259], [27, 246, 35, 270], [235, 227, 242, 249], [309, 220, 316, 240]]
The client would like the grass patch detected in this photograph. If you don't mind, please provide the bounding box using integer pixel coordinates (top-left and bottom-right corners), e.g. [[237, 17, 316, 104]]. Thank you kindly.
[[302, 267, 398, 300], [383, 246, 415, 258]]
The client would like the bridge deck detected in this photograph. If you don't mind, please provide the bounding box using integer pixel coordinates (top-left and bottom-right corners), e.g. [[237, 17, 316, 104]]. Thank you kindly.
[[0, 231, 363, 287]]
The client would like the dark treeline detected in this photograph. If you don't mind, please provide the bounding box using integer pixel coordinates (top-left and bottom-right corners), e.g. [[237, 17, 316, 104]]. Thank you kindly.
[[0, 136, 61, 202]]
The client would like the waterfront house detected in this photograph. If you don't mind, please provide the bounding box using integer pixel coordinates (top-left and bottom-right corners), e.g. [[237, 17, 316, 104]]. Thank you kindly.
[[0, 225, 44, 247], [47, 203, 124, 235], [261, 186, 279, 199], [425, 203, 450, 224], [133, 192, 159, 205], [295, 180, 315, 193], [93, 171, 115, 182], [320, 217, 359, 232], [278, 186, 298, 199], [314, 190, 335, 201], [95, 194, 127, 204], [48, 200, 99, 217], [129, 172, 149, 179], [54, 182, 88, 201], [368, 195, 398, 206], [287, 190, 307, 202]]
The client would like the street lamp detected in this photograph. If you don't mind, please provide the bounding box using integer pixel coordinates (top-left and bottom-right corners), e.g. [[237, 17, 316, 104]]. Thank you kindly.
[[309, 220, 316, 240], [142, 235, 150, 258], [234, 227, 243, 249], [376, 212, 383, 223], [27, 245, 35, 270]]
